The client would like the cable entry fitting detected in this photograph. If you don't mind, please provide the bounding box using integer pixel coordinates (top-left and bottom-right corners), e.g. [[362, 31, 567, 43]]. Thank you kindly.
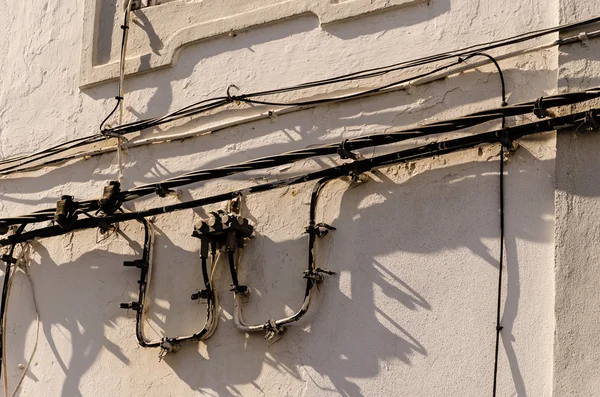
[[232, 177, 336, 344], [120, 217, 220, 359]]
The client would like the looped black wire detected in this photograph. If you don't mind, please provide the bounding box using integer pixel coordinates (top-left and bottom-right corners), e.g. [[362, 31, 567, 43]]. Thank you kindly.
[[226, 84, 240, 103], [99, 97, 122, 133], [533, 97, 548, 118]]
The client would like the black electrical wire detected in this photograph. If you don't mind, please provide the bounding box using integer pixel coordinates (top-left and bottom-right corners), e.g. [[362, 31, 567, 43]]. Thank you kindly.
[[0, 107, 592, 247], [1, 85, 598, 229], [99, 4, 131, 134], [470, 50, 507, 397], [2, 15, 599, 175], [121, 217, 218, 350], [106, 13, 600, 135], [0, 224, 26, 380], [492, 144, 505, 397], [231, 176, 336, 337]]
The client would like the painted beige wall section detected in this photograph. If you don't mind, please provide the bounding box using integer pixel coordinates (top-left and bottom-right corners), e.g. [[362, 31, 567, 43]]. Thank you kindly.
[[80, 0, 426, 87], [554, 1, 600, 396]]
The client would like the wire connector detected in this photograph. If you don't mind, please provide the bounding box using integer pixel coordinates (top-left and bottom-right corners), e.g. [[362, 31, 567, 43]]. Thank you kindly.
[[54, 195, 78, 229], [98, 181, 122, 215]]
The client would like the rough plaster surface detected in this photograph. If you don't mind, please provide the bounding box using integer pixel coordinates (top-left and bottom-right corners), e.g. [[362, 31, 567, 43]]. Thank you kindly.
[[0, 0, 575, 395], [553, 1, 600, 396], [80, 0, 425, 87]]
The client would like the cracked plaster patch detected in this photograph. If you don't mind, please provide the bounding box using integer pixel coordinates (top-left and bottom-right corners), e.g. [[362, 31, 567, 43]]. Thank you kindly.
[[80, 0, 425, 87]]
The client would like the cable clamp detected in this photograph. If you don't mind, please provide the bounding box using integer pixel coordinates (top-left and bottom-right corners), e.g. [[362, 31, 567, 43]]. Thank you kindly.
[[123, 259, 147, 269], [120, 25, 129, 30], [191, 289, 214, 301], [263, 319, 286, 345], [303, 268, 336, 283], [496, 325, 503, 331], [337, 139, 359, 161], [158, 338, 179, 361], [305, 222, 336, 238], [533, 97, 549, 119], [155, 184, 178, 198], [578, 32, 590, 47], [1, 254, 17, 264], [98, 181, 122, 215], [54, 195, 78, 229], [229, 284, 250, 295], [119, 301, 140, 311]]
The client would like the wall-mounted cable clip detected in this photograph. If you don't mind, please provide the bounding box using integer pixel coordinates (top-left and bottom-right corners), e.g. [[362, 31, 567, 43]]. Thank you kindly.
[[533, 97, 550, 119], [305, 222, 336, 238], [155, 184, 178, 198], [54, 195, 78, 229], [158, 338, 179, 361], [303, 268, 336, 284], [263, 319, 286, 345], [337, 139, 359, 161]]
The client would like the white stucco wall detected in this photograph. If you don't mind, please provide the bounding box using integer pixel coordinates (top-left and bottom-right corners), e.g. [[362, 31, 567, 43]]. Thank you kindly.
[[0, 0, 592, 396]]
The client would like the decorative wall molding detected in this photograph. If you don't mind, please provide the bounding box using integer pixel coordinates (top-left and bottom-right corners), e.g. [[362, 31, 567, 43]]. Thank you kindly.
[[80, 0, 426, 88]]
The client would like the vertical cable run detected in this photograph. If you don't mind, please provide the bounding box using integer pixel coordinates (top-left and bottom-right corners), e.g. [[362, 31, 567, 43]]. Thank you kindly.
[[492, 142, 505, 397]]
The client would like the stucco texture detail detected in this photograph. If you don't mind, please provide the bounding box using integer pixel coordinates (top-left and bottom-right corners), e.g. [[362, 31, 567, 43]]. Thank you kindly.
[[0, 0, 571, 395], [554, 1, 600, 394], [80, 0, 425, 87]]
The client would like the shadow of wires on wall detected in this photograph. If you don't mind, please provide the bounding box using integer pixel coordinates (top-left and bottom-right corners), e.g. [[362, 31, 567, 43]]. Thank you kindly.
[[1, 141, 554, 396], [145, 149, 550, 396]]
